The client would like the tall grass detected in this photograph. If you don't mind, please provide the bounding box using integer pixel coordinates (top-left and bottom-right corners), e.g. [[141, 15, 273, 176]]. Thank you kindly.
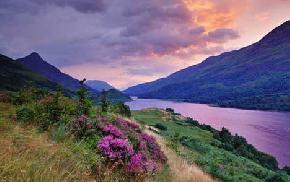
[[146, 129, 215, 182]]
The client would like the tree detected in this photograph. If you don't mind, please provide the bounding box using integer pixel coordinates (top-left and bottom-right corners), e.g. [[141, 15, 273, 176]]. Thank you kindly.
[[100, 90, 109, 113], [77, 78, 92, 115]]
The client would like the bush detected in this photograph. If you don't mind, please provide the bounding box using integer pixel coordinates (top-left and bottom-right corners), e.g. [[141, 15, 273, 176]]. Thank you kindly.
[[165, 108, 174, 113], [50, 123, 67, 142], [98, 135, 134, 161], [16, 106, 34, 123], [72, 115, 96, 139], [34, 94, 64, 131], [154, 123, 167, 131], [283, 166, 290, 175], [110, 103, 131, 117]]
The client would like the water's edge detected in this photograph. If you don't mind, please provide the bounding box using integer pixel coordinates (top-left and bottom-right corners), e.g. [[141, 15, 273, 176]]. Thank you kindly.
[[126, 99, 290, 167]]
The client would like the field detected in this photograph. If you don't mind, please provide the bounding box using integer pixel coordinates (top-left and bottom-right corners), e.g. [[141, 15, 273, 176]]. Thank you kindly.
[[132, 109, 290, 182]]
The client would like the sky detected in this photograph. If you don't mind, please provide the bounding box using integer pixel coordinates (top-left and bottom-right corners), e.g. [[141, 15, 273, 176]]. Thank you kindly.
[[1, 0, 290, 89]]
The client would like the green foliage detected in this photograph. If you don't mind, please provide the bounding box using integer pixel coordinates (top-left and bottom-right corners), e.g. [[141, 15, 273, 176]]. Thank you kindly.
[[213, 127, 279, 170], [283, 166, 290, 175], [16, 106, 35, 123], [266, 173, 289, 182], [100, 90, 109, 113], [50, 123, 67, 142], [109, 103, 131, 117], [154, 123, 167, 131], [34, 93, 64, 131], [76, 79, 92, 116], [12, 84, 47, 105]]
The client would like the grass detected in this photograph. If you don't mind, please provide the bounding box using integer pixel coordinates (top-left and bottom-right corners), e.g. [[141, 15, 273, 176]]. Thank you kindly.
[[0, 102, 169, 182], [132, 109, 290, 182], [0, 102, 88, 181], [146, 129, 214, 182], [0, 102, 101, 181]]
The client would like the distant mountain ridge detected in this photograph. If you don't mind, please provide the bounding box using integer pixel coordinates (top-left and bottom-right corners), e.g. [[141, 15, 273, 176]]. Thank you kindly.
[[86, 80, 115, 92], [124, 21, 290, 111]]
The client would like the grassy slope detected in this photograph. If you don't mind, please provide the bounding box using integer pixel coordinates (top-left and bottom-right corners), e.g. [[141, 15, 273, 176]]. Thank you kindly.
[[132, 109, 290, 182], [0, 102, 99, 181], [0, 102, 170, 181]]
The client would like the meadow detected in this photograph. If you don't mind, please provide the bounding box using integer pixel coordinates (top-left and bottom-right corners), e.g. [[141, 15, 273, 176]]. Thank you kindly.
[[132, 109, 290, 182]]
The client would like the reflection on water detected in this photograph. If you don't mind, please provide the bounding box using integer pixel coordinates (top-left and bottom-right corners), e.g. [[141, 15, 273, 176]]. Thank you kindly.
[[126, 99, 290, 167]]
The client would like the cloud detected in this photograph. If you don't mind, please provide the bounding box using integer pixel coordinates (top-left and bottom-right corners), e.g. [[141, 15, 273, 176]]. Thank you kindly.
[[4, 0, 285, 88], [207, 28, 240, 43], [30, 0, 107, 13]]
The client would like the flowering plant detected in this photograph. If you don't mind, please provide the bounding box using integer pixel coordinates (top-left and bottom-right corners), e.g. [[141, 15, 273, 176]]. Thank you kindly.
[[138, 133, 167, 162], [102, 124, 124, 138], [98, 135, 134, 160], [127, 152, 157, 174], [72, 115, 95, 138]]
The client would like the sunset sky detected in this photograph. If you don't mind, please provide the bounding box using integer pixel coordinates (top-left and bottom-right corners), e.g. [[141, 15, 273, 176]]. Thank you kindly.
[[1, 0, 290, 89]]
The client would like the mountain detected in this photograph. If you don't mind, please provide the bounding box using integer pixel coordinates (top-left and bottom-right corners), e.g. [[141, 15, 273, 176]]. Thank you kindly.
[[0, 54, 68, 93], [86, 80, 115, 92], [17, 52, 82, 92], [124, 21, 290, 111], [16, 52, 131, 103]]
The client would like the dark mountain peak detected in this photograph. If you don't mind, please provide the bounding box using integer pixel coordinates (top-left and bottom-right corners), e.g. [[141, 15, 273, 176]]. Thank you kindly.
[[25, 52, 44, 61], [259, 20, 290, 46]]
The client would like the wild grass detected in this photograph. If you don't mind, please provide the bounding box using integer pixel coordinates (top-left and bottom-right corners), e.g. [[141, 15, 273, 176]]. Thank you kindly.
[[146, 129, 215, 182], [0, 102, 100, 181]]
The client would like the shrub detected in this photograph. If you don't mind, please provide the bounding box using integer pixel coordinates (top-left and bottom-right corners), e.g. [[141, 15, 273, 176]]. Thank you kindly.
[[34, 94, 64, 131], [100, 90, 109, 113], [154, 123, 167, 131], [50, 123, 67, 142], [116, 118, 140, 132], [72, 115, 96, 139], [98, 135, 134, 161], [16, 106, 34, 123], [111, 103, 131, 117], [102, 124, 124, 138], [138, 133, 167, 162], [165, 108, 174, 113], [283, 166, 290, 175], [127, 152, 157, 174], [76, 80, 92, 116]]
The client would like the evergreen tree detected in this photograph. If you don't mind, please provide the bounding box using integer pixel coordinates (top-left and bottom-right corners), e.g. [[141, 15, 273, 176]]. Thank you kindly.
[[77, 78, 92, 115], [100, 90, 109, 113]]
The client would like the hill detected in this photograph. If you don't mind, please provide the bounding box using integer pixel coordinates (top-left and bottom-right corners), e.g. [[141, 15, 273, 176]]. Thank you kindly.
[[0, 54, 65, 93], [86, 80, 115, 92], [124, 21, 290, 111], [17, 52, 83, 92], [16, 52, 131, 103]]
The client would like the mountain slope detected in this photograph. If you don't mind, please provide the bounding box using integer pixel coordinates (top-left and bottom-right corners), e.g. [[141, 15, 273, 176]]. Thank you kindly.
[[86, 80, 115, 91], [124, 21, 290, 111], [17, 52, 82, 92], [17, 52, 131, 103], [0, 54, 64, 92]]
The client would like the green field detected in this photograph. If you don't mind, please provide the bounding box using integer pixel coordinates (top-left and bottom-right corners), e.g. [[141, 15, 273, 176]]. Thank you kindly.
[[132, 109, 290, 182]]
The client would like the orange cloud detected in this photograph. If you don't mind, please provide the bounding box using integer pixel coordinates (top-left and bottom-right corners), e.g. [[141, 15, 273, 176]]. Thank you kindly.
[[183, 0, 250, 31]]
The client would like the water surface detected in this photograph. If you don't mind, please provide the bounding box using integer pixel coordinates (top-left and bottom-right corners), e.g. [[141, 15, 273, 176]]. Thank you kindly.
[[126, 99, 290, 167]]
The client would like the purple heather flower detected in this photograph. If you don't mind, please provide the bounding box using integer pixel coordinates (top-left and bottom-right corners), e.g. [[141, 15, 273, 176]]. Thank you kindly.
[[127, 152, 145, 173], [98, 135, 134, 160], [116, 118, 140, 130], [102, 124, 124, 138]]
